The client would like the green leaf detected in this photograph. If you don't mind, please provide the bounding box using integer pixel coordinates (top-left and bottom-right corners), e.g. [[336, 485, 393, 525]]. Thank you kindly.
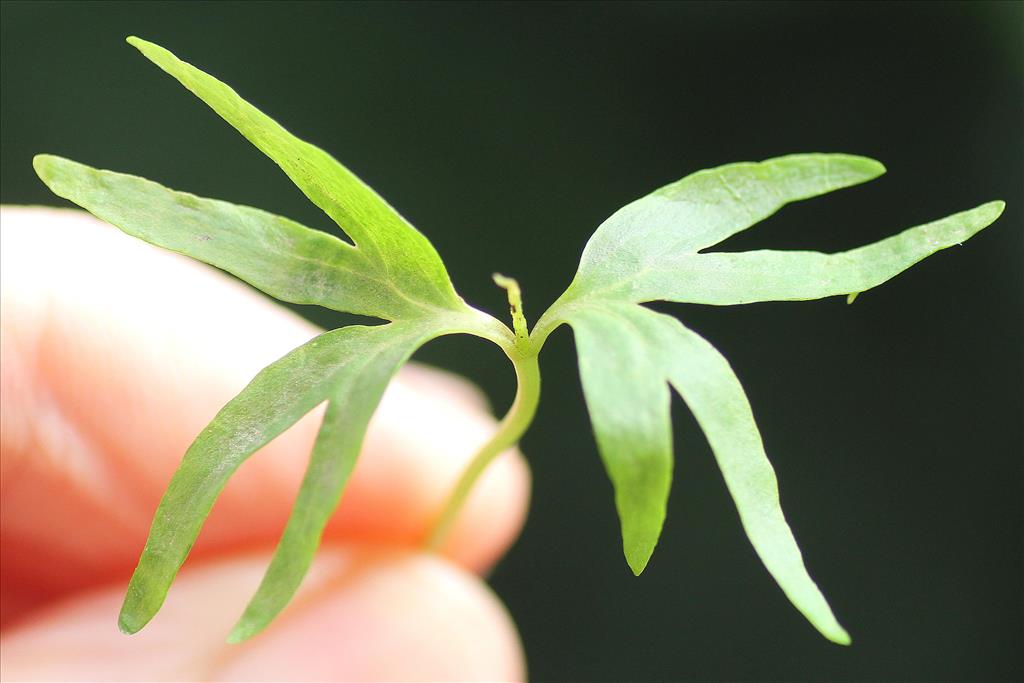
[[598, 201, 1006, 306], [577, 301, 847, 643], [568, 154, 885, 300], [571, 302, 848, 643], [37, 34, 1007, 648], [31, 38, 517, 642], [227, 322, 432, 642], [571, 305, 672, 576], [34, 155, 428, 320], [30, 35, 521, 644], [656, 316, 851, 644], [118, 321, 440, 636], [125, 36, 463, 314], [542, 153, 1004, 643]]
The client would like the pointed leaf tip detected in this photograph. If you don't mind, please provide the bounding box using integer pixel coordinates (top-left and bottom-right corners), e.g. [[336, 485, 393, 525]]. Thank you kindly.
[[831, 627, 853, 646], [32, 154, 71, 190], [117, 611, 141, 635], [119, 33, 464, 314], [225, 627, 250, 645], [125, 36, 156, 56], [626, 550, 651, 576], [126, 36, 168, 63], [850, 155, 886, 180], [985, 199, 1006, 219], [31, 154, 50, 180]]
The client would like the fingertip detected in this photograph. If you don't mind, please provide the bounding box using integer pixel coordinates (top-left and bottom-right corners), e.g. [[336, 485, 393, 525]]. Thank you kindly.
[[211, 551, 525, 682], [1, 549, 525, 682]]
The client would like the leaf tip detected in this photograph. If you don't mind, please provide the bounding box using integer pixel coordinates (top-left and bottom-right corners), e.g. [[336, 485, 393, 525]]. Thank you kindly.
[[806, 607, 851, 645], [31, 153, 54, 180], [125, 35, 148, 50], [987, 199, 1007, 219], [227, 613, 267, 644], [859, 156, 886, 179], [833, 154, 885, 185], [225, 626, 251, 645], [126, 36, 166, 63], [961, 200, 1006, 241], [826, 624, 852, 646], [117, 609, 142, 636], [624, 543, 655, 576], [32, 154, 79, 195]]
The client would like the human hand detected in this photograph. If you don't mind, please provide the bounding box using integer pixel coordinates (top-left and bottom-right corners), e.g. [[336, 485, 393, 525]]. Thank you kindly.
[[0, 207, 530, 681]]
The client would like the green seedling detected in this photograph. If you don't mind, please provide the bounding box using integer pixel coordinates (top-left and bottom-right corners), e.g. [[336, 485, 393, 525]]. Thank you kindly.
[[34, 37, 1004, 646]]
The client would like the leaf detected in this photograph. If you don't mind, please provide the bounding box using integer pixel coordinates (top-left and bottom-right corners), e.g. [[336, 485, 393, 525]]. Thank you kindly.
[[125, 36, 462, 314], [569, 302, 849, 643], [30, 38, 516, 641], [541, 153, 1004, 642], [37, 34, 1007, 647], [568, 154, 885, 300], [34, 155, 422, 320], [572, 305, 672, 576], [227, 321, 432, 642], [118, 321, 440, 636], [595, 201, 1006, 306]]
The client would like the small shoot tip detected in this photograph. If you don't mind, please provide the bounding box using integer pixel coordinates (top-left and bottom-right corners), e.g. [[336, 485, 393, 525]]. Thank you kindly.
[[492, 272, 519, 292], [493, 273, 529, 343]]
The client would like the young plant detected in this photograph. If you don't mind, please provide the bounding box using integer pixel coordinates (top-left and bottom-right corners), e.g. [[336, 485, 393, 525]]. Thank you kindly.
[[34, 37, 1004, 646]]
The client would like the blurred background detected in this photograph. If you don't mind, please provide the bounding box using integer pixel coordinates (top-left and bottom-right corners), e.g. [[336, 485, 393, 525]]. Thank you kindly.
[[2, 1, 1021, 680]]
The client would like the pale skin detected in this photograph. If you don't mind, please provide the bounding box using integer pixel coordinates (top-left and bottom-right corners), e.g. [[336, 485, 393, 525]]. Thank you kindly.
[[0, 207, 531, 681]]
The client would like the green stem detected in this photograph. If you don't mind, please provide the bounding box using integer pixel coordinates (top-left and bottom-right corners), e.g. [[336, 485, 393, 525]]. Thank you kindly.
[[425, 350, 541, 550]]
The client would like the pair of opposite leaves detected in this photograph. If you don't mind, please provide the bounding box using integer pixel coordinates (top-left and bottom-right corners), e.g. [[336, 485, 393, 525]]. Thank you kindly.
[[34, 37, 1004, 646]]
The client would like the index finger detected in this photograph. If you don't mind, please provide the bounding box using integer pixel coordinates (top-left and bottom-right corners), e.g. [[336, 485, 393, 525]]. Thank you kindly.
[[0, 207, 530, 623]]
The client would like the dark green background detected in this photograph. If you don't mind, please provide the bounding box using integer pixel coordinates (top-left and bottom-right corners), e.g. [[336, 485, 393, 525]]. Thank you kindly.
[[3, 1, 1021, 680]]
